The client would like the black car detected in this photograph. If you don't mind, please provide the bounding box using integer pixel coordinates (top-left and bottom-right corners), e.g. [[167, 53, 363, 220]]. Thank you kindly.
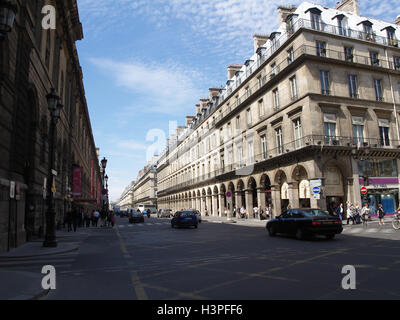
[[171, 211, 198, 229], [129, 211, 145, 224], [266, 208, 342, 240]]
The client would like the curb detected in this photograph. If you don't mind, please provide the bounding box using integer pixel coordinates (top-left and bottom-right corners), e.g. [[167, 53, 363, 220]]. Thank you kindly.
[[0, 246, 79, 260]]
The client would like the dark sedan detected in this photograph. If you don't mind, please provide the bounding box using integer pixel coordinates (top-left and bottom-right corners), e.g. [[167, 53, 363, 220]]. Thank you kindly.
[[266, 208, 342, 240], [171, 211, 198, 229]]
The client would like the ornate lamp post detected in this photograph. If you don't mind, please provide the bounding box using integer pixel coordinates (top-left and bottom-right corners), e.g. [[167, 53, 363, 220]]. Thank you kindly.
[[0, 0, 17, 41], [43, 88, 63, 248]]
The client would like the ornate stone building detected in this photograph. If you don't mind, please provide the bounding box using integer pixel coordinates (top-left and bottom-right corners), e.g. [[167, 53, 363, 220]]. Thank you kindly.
[[157, 0, 400, 219], [0, 1, 101, 252], [132, 163, 158, 209]]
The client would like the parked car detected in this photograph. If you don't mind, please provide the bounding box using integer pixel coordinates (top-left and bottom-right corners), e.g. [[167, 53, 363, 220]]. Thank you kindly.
[[266, 208, 342, 240], [129, 210, 144, 224], [158, 209, 173, 218], [171, 211, 198, 229]]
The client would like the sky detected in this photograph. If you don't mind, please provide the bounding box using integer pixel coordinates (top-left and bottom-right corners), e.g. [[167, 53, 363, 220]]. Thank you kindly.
[[75, 0, 400, 202]]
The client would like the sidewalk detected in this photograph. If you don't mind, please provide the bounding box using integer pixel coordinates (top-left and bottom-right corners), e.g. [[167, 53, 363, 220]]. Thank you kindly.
[[0, 229, 87, 300], [203, 215, 268, 226]]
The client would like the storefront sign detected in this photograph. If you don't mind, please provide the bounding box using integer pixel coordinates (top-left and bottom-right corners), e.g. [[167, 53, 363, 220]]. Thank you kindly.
[[72, 167, 82, 196]]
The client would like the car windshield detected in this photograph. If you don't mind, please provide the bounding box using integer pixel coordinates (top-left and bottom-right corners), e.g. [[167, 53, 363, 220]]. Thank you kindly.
[[181, 211, 195, 217], [300, 209, 331, 217]]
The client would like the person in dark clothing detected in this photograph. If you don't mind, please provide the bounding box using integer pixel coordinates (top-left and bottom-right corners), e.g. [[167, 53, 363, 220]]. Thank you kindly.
[[66, 209, 73, 232], [72, 207, 79, 232]]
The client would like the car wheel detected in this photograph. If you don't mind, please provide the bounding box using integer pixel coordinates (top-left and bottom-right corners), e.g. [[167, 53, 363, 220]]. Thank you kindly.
[[296, 228, 305, 240], [194, 224, 198, 229], [325, 234, 335, 240], [268, 225, 277, 237]]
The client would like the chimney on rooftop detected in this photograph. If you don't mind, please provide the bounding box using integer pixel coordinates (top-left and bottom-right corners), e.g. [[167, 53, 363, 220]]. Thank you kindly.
[[277, 5, 297, 26], [196, 104, 201, 115], [335, 0, 360, 15], [253, 34, 269, 53], [186, 116, 195, 126], [227, 65, 243, 80], [209, 88, 220, 100]]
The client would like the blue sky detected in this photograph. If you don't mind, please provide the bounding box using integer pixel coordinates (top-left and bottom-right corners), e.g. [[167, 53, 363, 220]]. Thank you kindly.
[[75, 0, 400, 202]]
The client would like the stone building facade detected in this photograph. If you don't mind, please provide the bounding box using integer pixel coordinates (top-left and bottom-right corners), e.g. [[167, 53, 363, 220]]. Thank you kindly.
[[157, 0, 400, 219], [133, 164, 158, 208], [116, 181, 135, 211], [0, 1, 101, 252]]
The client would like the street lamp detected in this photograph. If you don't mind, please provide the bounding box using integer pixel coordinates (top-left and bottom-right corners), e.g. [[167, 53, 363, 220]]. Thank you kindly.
[[43, 88, 63, 248], [0, 0, 17, 41]]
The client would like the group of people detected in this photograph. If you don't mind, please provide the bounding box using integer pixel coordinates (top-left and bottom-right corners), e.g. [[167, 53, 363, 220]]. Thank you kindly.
[[201, 205, 273, 220], [64, 207, 116, 232], [335, 202, 388, 226], [234, 205, 272, 220]]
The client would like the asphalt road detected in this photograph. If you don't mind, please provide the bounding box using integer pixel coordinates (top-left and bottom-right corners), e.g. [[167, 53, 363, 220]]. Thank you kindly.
[[2, 215, 400, 300]]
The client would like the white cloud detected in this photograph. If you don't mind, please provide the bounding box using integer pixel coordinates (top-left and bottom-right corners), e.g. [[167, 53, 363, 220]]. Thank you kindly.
[[78, 0, 399, 58], [90, 57, 204, 115]]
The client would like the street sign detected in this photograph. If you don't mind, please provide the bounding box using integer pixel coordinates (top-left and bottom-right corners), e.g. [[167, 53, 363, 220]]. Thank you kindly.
[[310, 179, 322, 188], [312, 186, 321, 194], [226, 191, 232, 198], [10, 181, 15, 199], [361, 186, 368, 194], [313, 193, 320, 200]]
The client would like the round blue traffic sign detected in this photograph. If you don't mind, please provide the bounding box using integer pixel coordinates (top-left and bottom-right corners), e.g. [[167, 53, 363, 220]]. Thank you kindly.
[[312, 186, 321, 194]]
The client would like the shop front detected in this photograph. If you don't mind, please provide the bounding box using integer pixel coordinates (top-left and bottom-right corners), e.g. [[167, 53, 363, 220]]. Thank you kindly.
[[359, 178, 399, 215], [358, 159, 399, 215]]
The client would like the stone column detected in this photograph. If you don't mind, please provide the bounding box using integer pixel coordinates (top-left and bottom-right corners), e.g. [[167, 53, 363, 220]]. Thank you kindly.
[[351, 157, 362, 206], [257, 188, 266, 210], [235, 191, 242, 212], [206, 195, 212, 216], [288, 182, 299, 208], [196, 197, 201, 213], [271, 185, 281, 218], [212, 194, 219, 216], [218, 193, 224, 217], [245, 189, 253, 219]]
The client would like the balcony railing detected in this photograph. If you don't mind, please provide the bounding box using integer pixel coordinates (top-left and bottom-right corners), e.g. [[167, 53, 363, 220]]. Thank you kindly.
[[158, 135, 400, 195]]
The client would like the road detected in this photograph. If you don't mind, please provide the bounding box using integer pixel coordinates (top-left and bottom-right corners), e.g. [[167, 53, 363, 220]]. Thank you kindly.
[[1, 216, 400, 300]]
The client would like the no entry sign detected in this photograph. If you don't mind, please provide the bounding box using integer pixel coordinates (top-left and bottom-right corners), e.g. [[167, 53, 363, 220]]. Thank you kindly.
[[361, 186, 368, 194]]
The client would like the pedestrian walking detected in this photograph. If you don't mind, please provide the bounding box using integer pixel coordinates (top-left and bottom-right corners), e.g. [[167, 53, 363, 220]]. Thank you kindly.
[[66, 208, 73, 232], [240, 206, 245, 219], [253, 206, 258, 219], [378, 204, 385, 226], [72, 206, 79, 232], [354, 203, 361, 224], [361, 203, 370, 227], [346, 204, 354, 225], [84, 210, 90, 228], [94, 209, 100, 227], [266, 205, 271, 219], [336, 203, 344, 222]]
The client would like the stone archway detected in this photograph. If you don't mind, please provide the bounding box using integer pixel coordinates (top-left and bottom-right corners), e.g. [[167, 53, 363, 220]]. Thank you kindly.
[[246, 177, 258, 218], [228, 182, 236, 217], [291, 165, 310, 209]]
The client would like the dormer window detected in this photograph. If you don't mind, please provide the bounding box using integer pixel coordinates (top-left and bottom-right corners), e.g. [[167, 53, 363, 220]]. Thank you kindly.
[[305, 7, 322, 31], [381, 26, 398, 47], [358, 20, 375, 42], [270, 32, 281, 52], [333, 14, 348, 36], [286, 14, 298, 35]]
